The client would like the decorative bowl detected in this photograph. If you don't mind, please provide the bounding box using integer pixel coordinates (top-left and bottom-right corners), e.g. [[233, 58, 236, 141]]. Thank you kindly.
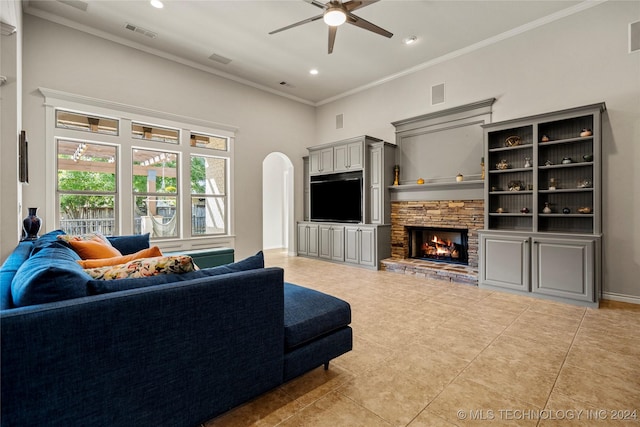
[[577, 207, 593, 214]]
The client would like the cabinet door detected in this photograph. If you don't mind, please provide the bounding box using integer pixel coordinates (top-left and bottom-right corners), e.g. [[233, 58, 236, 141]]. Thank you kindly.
[[330, 226, 345, 261], [480, 233, 530, 291], [318, 225, 332, 259], [334, 144, 348, 172], [369, 146, 382, 224], [358, 227, 376, 267], [532, 237, 595, 302], [297, 223, 309, 255], [319, 148, 333, 174], [344, 226, 359, 264], [309, 151, 322, 175], [307, 224, 319, 257], [347, 142, 363, 169]]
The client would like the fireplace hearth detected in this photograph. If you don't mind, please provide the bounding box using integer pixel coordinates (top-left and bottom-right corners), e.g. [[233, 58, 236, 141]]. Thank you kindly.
[[408, 226, 469, 265]]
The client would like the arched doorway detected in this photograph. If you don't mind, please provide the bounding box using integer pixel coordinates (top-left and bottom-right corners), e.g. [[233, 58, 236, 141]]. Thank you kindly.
[[262, 153, 294, 253]]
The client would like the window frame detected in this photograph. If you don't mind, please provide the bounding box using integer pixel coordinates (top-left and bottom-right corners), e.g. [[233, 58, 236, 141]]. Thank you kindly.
[[41, 88, 236, 251]]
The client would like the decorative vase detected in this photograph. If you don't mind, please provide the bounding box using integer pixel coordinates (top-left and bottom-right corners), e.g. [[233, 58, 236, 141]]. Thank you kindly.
[[22, 207, 41, 241], [456, 173, 463, 182], [543, 202, 552, 214]]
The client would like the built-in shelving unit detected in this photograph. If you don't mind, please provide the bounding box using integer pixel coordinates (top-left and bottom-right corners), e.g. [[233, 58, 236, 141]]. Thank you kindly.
[[479, 103, 605, 307], [299, 136, 396, 269]]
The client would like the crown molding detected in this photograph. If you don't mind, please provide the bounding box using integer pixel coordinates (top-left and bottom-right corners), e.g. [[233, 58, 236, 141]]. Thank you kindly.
[[1, 22, 17, 36]]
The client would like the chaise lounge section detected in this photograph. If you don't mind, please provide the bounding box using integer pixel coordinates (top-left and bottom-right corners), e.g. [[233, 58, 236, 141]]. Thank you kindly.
[[0, 231, 352, 427]]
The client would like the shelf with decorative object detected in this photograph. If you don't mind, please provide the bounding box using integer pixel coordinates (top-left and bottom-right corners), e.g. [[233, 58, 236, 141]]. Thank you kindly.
[[479, 102, 605, 307]]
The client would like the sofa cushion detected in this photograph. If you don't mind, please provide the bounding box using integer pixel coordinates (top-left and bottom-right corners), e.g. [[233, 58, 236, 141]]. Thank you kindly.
[[283, 283, 351, 350], [11, 243, 91, 307], [87, 251, 264, 295], [32, 230, 68, 255], [0, 241, 34, 310], [84, 255, 196, 280], [77, 246, 163, 268], [106, 233, 150, 255]]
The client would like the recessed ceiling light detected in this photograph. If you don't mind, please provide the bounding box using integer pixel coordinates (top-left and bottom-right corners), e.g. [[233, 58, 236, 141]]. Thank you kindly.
[[403, 36, 418, 45], [309, 69, 319, 75], [150, 0, 164, 9]]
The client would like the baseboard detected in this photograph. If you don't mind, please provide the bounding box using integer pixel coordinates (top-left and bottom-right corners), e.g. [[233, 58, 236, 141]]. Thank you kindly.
[[602, 292, 640, 305]]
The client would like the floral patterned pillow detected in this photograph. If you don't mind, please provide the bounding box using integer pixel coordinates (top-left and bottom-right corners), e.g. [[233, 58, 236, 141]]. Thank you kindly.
[[58, 233, 112, 245], [84, 255, 196, 280]]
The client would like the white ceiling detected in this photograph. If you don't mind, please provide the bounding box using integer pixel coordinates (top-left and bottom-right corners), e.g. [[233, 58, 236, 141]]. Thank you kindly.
[[23, 0, 592, 105]]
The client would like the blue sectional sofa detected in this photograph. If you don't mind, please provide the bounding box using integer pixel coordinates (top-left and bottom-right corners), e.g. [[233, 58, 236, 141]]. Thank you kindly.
[[0, 231, 352, 427]]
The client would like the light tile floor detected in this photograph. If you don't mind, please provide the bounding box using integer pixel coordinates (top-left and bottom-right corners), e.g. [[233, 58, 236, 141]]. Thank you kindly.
[[206, 250, 640, 427]]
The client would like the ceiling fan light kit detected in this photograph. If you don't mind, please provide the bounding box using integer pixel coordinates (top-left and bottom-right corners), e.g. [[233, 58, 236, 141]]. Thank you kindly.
[[270, 0, 393, 54], [324, 8, 347, 26]]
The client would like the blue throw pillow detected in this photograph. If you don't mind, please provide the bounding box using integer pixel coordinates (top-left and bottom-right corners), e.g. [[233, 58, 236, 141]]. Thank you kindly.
[[87, 251, 264, 295], [106, 233, 150, 255], [11, 244, 91, 307]]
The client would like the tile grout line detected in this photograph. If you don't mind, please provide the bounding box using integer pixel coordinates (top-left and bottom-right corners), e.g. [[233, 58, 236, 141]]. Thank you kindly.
[[533, 307, 588, 427]]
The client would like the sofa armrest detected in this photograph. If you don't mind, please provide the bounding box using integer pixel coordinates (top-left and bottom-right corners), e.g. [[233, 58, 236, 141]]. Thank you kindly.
[[1, 267, 285, 427]]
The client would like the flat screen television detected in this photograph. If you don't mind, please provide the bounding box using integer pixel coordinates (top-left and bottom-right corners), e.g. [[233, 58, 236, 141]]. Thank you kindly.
[[310, 171, 362, 223]]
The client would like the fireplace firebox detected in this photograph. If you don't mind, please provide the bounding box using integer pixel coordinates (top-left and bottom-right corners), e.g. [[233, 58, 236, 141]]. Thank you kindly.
[[408, 226, 469, 265]]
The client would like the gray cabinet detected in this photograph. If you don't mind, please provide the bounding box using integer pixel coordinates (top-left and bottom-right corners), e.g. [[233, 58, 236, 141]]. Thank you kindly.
[[297, 222, 318, 257], [334, 141, 363, 172], [479, 232, 530, 292], [309, 147, 333, 175], [302, 136, 395, 269], [480, 103, 604, 307], [480, 231, 598, 306], [367, 141, 396, 224], [319, 224, 345, 261], [532, 236, 596, 303], [345, 225, 376, 267]]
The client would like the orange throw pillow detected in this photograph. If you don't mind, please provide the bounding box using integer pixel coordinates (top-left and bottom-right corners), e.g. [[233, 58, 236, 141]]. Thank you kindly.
[[77, 246, 163, 268], [69, 238, 122, 260]]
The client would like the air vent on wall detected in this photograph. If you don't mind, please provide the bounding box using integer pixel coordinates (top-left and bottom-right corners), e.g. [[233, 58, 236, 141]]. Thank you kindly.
[[336, 114, 344, 129], [630, 20, 640, 53], [124, 23, 157, 39], [208, 53, 232, 65], [431, 83, 445, 105], [57, 0, 88, 12]]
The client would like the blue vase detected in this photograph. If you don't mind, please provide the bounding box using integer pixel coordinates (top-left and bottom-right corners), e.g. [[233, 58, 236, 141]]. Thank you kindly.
[[22, 207, 41, 241]]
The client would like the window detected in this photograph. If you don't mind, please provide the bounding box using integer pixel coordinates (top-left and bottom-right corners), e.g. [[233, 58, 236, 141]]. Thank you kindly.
[[131, 122, 179, 144], [56, 110, 118, 135], [191, 155, 227, 235], [56, 139, 117, 235], [43, 88, 236, 247], [133, 149, 179, 238]]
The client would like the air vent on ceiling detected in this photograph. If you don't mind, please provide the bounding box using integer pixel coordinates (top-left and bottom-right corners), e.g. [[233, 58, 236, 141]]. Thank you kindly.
[[124, 23, 157, 39], [208, 53, 232, 65], [57, 0, 88, 12], [279, 81, 296, 88]]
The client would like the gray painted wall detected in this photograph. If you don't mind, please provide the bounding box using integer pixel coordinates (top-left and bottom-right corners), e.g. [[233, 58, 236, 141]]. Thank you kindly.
[[315, 1, 640, 299]]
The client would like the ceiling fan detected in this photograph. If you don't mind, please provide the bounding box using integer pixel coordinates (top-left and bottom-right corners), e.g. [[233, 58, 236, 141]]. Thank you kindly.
[[269, 0, 393, 54]]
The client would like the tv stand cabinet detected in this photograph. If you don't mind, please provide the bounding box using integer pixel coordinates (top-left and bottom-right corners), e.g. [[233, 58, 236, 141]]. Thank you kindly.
[[299, 136, 396, 269]]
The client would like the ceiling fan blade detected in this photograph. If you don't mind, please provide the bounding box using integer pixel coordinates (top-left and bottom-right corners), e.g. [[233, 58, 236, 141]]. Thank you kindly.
[[346, 12, 393, 38], [304, 0, 328, 10], [328, 25, 338, 54], [269, 14, 324, 35], [343, 0, 379, 13]]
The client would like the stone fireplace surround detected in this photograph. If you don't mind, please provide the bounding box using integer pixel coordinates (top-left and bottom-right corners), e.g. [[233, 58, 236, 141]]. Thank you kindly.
[[381, 199, 484, 285]]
